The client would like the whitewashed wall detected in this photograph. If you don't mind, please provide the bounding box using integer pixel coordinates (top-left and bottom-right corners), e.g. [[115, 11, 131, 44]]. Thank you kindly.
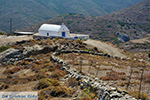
[[38, 24, 70, 37], [39, 30, 61, 37]]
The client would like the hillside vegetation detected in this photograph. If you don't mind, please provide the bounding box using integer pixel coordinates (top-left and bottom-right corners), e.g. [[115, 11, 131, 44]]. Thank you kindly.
[[0, 38, 149, 99], [21, 0, 150, 44], [0, 0, 142, 32]]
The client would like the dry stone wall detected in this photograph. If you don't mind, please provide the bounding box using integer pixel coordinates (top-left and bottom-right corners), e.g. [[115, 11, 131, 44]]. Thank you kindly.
[[50, 50, 137, 100]]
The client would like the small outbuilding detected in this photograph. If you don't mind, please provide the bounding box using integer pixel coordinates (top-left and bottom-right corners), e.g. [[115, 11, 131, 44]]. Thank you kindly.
[[38, 23, 70, 38], [14, 31, 34, 35]]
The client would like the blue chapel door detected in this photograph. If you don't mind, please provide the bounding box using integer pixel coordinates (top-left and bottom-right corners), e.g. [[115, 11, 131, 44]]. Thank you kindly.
[[62, 32, 65, 37]]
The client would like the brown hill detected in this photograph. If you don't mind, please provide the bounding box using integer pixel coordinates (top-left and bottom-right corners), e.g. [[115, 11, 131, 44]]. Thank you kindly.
[[20, 0, 150, 44]]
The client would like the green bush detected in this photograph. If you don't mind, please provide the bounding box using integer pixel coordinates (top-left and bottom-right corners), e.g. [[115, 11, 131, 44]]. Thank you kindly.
[[98, 31, 104, 35], [113, 38, 120, 44], [0, 46, 10, 53], [0, 32, 5, 35], [67, 20, 73, 24], [117, 20, 126, 27], [82, 87, 96, 99], [107, 24, 112, 28], [88, 29, 92, 31], [77, 29, 81, 32]]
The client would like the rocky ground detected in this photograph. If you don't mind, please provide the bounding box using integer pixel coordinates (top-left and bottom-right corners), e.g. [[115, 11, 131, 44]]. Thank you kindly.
[[0, 38, 149, 100]]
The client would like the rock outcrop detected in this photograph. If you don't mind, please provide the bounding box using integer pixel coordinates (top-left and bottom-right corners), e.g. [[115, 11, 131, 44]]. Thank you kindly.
[[0, 44, 58, 65], [0, 48, 23, 65]]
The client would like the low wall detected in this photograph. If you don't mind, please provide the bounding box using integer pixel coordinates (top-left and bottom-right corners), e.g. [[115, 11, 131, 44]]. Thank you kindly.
[[50, 50, 137, 100], [33, 35, 89, 40]]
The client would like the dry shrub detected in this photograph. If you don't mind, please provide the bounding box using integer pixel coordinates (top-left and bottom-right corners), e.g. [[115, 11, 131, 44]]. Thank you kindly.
[[66, 77, 77, 87], [128, 91, 149, 100], [24, 65, 30, 69], [36, 72, 49, 80], [106, 71, 126, 76], [0, 84, 9, 90], [43, 63, 55, 71], [119, 82, 127, 87], [80, 97, 92, 100], [34, 60, 42, 65], [119, 81, 140, 87], [11, 79, 21, 85], [136, 74, 150, 83], [143, 74, 150, 83], [114, 65, 126, 69], [4, 67, 21, 74], [100, 68, 112, 71], [130, 81, 140, 85], [31, 63, 41, 71], [100, 76, 126, 81], [133, 70, 141, 74], [100, 71, 126, 81], [55, 64, 62, 69], [40, 68, 49, 73], [21, 75, 37, 83], [51, 69, 66, 79], [17, 61, 30, 65], [81, 72, 86, 75], [38, 86, 73, 99], [36, 78, 60, 90], [82, 87, 96, 99], [100, 76, 119, 81], [4, 75, 37, 86]]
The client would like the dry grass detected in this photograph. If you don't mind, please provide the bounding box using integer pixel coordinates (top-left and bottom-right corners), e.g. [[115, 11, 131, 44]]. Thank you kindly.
[[65, 77, 78, 87], [13, 69, 35, 78], [0, 67, 6, 78], [0, 38, 150, 99], [119, 80, 140, 87], [38, 86, 73, 100], [80, 97, 92, 100], [36, 78, 61, 90], [51, 69, 66, 79], [5, 81, 38, 91], [59, 53, 150, 98], [128, 91, 149, 100]]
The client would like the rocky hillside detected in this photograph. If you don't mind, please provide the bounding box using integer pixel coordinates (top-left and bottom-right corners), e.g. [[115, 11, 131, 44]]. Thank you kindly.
[[119, 36, 150, 53], [21, 0, 150, 44], [0, 38, 149, 99], [0, 0, 142, 32]]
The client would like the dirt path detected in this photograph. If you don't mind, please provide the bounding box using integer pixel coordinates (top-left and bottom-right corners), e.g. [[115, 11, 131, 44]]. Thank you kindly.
[[0, 35, 32, 46], [83, 39, 126, 58]]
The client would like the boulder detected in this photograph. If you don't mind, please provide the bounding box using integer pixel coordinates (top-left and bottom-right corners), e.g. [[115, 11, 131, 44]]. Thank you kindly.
[[23, 45, 43, 56]]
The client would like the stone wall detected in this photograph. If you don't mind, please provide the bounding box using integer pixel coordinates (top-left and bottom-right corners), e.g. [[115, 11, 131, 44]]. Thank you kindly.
[[50, 50, 137, 100]]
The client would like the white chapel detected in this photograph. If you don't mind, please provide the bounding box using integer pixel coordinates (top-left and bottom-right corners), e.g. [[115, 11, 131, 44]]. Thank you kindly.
[[38, 23, 70, 38]]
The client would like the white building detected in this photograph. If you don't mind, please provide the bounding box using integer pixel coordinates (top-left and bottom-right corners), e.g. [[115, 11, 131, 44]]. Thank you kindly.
[[36, 23, 89, 40], [38, 23, 70, 38]]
